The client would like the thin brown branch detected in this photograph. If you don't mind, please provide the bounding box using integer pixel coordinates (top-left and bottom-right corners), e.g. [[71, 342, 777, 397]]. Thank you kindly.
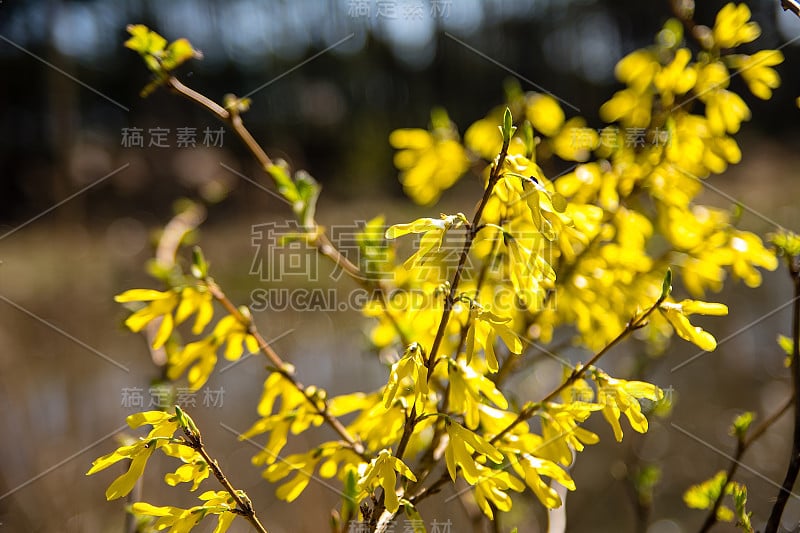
[[698, 441, 743, 533], [182, 424, 268, 533], [370, 121, 512, 533], [404, 228, 503, 496], [407, 289, 669, 512], [781, 0, 800, 18], [765, 258, 800, 532], [166, 77, 272, 168], [425, 140, 510, 374], [205, 279, 366, 458], [697, 394, 793, 533], [489, 293, 666, 446], [165, 75, 409, 347]]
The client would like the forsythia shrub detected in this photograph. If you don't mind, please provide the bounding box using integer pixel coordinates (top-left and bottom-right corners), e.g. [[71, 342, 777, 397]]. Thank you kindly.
[[88, 5, 800, 533]]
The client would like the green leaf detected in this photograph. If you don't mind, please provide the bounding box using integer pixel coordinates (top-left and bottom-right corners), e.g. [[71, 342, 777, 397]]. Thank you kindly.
[[294, 170, 321, 226], [174, 405, 189, 430], [161, 38, 199, 71], [341, 468, 358, 524], [522, 120, 534, 158], [124, 24, 166, 56], [191, 246, 209, 279], [770, 230, 800, 257], [661, 268, 672, 300], [267, 163, 300, 203], [684, 470, 728, 513], [633, 465, 661, 506], [730, 411, 754, 441], [500, 107, 516, 145], [429, 107, 451, 130], [731, 483, 753, 533]]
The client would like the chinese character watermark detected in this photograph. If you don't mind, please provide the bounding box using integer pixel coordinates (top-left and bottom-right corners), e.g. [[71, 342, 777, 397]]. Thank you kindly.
[[249, 221, 556, 313], [121, 386, 225, 408], [120, 126, 226, 149], [346, 518, 452, 532], [569, 126, 671, 150], [346, 0, 451, 19]]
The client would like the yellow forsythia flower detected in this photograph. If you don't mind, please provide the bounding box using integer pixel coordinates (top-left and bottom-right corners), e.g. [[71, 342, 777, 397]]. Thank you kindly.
[[659, 298, 728, 351], [390, 109, 470, 205], [525, 93, 564, 137], [357, 449, 416, 514], [471, 466, 525, 518], [730, 50, 784, 100], [595, 372, 664, 441], [131, 491, 237, 533], [511, 454, 576, 509], [445, 421, 504, 484], [87, 411, 180, 500], [712, 3, 760, 49], [382, 342, 429, 408]]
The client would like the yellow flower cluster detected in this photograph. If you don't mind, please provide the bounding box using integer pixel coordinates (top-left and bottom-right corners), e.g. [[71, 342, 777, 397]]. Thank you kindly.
[[354, 1, 783, 518], [90, 5, 788, 529]]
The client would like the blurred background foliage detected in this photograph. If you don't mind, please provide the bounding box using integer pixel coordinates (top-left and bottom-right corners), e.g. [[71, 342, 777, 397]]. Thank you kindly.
[[2, 0, 799, 223], [1, 1, 800, 532]]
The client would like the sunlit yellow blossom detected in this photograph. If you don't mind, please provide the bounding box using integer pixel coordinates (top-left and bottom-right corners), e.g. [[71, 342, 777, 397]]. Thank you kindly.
[[694, 61, 730, 95], [382, 342, 429, 408], [679, 247, 729, 296], [704, 89, 750, 135], [160, 442, 209, 491], [448, 359, 508, 429], [390, 109, 470, 205], [525, 93, 564, 137], [464, 305, 523, 372], [471, 466, 525, 518], [87, 410, 181, 500], [615, 49, 659, 92], [594, 371, 663, 441], [552, 117, 598, 161], [465, 114, 504, 160], [348, 396, 407, 451], [654, 48, 697, 103], [659, 204, 729, 252], [445, 421, 504, 484], [385, 213, 467, 270], [263, 449, 324, 502], [537, 403, 600, 466], [712, 3, 760, 49], [131, 491, 237, 533], [168, 315, 259, 390], [659, 298, 728, 351], [555, 163, 618, 210], [600, 88, 652, 128], [242, 372, 326, 465], [664, 114, 740, 176], [115, 286, 216, 350], [771, 230, 800, 258], [174, 286, 214, 335], [115, 288, 180, 349], [727, 230, 779, 287], [730, 50, 784, 99], [511, 453, 576, 509], [683, 471, 735, 522], [357, 449, 416, 514]]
